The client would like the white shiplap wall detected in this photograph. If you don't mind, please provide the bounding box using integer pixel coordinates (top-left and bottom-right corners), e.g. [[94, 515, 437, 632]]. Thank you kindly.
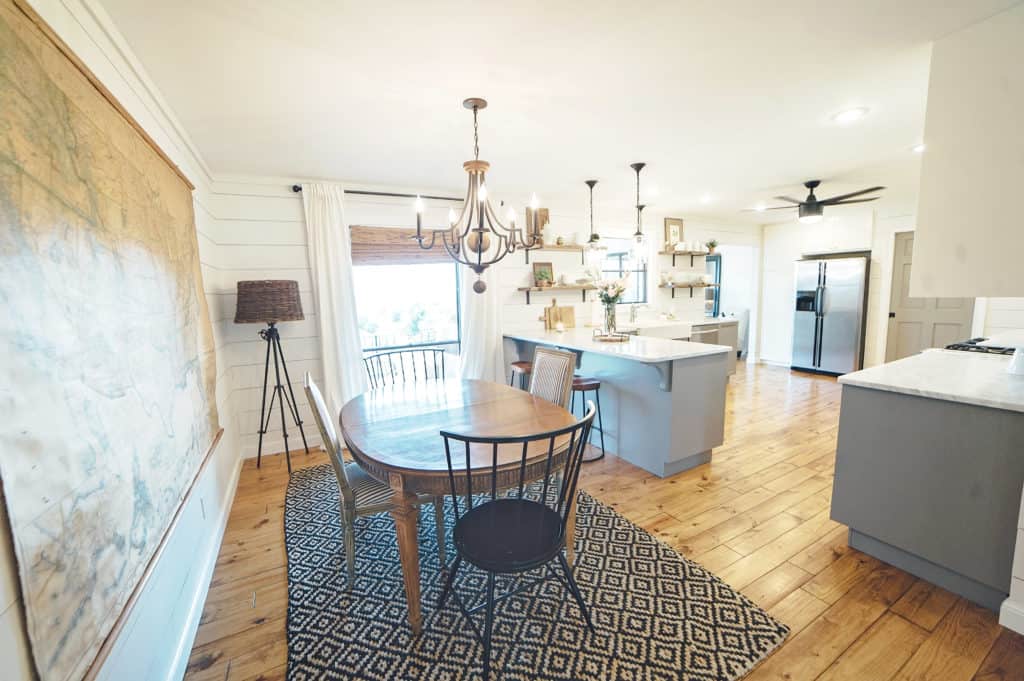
[[984, 299, 1024, 336], [3, 1, 243, 679]]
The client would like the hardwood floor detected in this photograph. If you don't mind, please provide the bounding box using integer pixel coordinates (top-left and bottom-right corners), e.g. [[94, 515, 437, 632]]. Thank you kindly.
[[185, 364, 1024, 680]]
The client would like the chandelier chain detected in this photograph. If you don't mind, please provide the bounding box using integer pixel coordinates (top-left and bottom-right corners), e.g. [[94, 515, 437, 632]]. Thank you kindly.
[[473, 106, 479, 160]]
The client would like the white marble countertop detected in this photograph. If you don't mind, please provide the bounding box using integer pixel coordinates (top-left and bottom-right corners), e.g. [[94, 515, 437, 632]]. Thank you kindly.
[[503, 327, 731, 363], [838, 348, 1024, 413]]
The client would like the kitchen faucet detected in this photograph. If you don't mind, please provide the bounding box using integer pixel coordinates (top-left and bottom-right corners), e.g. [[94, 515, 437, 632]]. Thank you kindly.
[[630, 304, 641, 323]]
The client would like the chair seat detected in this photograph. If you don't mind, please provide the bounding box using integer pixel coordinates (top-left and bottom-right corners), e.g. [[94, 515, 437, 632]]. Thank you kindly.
[[345, 462, 397, 510], [454, 498, 564, 573], [572, 377, 601, 391], [510, 360, 533, 373]]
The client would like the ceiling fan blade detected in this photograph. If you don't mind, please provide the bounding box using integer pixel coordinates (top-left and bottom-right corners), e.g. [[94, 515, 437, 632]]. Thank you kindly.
[[773, 195, 803, 204], [820, 186, 885, 203], [829, 197, 881, 205], [765, 205, 798, 210]]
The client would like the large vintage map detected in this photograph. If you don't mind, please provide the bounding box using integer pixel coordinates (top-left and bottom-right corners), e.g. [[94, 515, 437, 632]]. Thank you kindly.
[[0, 2, 219, 680]]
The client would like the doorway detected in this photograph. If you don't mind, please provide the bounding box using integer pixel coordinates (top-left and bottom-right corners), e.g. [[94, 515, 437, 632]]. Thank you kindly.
[[885, 232, 974, 362]]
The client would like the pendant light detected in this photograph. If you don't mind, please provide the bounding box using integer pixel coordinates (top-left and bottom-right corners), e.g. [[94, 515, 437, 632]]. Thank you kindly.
[[629, 162, 649, 265], [413, 98, 542, 293], [584, 179, 606, 268]]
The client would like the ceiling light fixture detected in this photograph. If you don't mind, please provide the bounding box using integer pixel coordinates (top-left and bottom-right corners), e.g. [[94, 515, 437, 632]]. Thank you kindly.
[[413, 97, 541, 293], [584, 179, 606, 268], [629, 162, 648, 266], [832, 107, 870, 125], [754, 202, 767, 212], [912, 143, 927, 153]]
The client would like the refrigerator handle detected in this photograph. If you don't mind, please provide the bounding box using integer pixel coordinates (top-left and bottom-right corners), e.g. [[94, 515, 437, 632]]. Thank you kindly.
[[816, 286, 825, 316]]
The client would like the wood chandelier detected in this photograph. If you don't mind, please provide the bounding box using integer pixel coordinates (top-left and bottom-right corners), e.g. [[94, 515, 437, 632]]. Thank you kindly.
[[413, 98, 541, 293]]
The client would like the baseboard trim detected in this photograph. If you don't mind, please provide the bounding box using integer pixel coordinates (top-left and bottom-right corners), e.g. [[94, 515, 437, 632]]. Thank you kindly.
[[165, 452, 244, 681], [1000, 597, 1024, 635]]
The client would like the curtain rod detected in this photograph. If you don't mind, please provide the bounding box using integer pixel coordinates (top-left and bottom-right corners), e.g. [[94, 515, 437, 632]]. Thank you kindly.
[[291, 185, 463, 202]]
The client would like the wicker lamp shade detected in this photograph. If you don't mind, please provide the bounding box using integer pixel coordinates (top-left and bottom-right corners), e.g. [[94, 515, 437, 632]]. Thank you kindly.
[[234, 280, 304, 324]]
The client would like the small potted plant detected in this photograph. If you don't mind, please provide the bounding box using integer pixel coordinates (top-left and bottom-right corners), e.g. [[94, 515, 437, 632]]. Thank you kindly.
[[705, 239, 718, 254], [534, 269, 553, 288]]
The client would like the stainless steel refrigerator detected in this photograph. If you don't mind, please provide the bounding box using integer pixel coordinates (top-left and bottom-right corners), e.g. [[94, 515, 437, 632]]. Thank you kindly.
[[791, 255, 869, 375]]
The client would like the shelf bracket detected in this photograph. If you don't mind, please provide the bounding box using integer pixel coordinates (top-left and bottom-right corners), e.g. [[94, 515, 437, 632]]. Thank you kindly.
[[524, 249, 531, 265], [582, 289, 588, 302], [690, 287, 694, 298], [653, 361, 673, 391], [525, 290, 531, 305], [670, 287, 676, 299]]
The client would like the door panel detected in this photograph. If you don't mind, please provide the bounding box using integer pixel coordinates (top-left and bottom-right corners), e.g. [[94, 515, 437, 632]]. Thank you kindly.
[[792, 260, 821, 369], [818, 258, 867, 374], [792, 311, 817, 369], [885, 233, 975, 362]]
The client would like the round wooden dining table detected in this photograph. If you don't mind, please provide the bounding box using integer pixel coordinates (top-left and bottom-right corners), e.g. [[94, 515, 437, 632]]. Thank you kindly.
[[339, 378, 579, 634]]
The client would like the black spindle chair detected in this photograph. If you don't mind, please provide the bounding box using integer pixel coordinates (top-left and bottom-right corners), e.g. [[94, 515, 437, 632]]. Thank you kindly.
[[437, 403, 597, 680], [363, 347, 447, 388]]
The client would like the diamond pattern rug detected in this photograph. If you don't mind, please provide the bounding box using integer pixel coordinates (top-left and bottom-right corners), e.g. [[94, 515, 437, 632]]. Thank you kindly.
[[285, 464, 788, 680]]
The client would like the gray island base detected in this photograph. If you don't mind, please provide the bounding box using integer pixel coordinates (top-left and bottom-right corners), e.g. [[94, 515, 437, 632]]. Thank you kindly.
[[832, 350, 1024, 611], [503, 328, 731, 478]]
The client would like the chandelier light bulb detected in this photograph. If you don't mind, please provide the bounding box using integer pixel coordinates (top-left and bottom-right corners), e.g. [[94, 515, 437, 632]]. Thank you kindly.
[[478, 183, 488, 202], [414, 195, 425, 214], [447, 207, 457, 225], [506, 207, 516, 224], [529, 193, 539, 210]]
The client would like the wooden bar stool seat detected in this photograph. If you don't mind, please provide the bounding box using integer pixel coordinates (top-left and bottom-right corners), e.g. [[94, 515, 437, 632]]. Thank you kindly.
[[509, 360, 533, 389], [570, 376, 606, 462]]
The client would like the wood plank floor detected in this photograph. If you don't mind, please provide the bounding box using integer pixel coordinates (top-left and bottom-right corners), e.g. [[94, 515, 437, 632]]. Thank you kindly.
[[185, 364, 1024, 680]]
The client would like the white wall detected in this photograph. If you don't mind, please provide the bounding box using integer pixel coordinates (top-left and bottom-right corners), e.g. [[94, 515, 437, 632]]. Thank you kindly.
[[3, 2, 243, 679], [911, 3, 1024, 299], [981, 299, 1024, 336]]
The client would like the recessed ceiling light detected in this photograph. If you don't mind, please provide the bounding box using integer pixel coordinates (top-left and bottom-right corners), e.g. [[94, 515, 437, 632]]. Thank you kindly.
[[700, 194, 713, 204], [832, 107, 870, 125], [912, 143, 926, 153]]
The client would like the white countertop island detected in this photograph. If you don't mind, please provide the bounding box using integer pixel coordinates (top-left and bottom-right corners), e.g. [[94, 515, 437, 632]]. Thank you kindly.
[[839, 348, 1024, 413], [503, 327, 730, 477], [831, 347, 1024, 612]]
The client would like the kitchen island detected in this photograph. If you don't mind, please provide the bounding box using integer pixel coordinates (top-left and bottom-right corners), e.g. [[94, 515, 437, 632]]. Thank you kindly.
[[503, 328, 731, 477], [831, 348, 1024, 611]]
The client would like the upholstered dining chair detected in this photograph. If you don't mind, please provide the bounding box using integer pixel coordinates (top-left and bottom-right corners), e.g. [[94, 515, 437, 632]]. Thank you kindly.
[[437, 403, 597, 680], [527, 347, 575, 408], [303, 373, 446, 589]]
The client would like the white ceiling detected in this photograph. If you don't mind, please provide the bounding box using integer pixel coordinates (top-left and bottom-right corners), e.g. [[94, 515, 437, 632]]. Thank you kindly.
[[101, 0, 1016, 220]]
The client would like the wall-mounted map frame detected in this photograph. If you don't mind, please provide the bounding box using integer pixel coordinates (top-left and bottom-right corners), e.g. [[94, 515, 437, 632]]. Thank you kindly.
[[0, 1, 221, 679]]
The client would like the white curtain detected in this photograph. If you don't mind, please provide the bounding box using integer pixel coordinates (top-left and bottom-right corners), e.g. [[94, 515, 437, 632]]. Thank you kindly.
[[300, 183, 367, 416], [459, 266, 505, 383]]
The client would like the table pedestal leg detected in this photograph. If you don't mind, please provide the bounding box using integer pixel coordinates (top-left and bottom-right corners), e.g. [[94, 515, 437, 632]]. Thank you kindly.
[[389, 475, 422, 634]]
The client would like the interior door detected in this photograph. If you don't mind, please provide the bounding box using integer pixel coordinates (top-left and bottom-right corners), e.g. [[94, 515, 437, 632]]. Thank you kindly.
[[885, 232, 975, 362]]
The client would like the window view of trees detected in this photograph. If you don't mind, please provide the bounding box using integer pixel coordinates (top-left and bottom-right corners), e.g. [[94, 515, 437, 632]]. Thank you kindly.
[[352, 263, 461, 351], [601, 237, 648, 304]]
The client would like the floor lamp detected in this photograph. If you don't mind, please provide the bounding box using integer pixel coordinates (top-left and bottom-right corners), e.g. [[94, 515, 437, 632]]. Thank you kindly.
[[234, 280, 309, 473]]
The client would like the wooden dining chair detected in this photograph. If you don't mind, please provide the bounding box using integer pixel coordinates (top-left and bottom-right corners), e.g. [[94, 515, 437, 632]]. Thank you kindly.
[[303, 373, 446, 589], [527, 346, 575, 408], [363, 347, 447, 388], [437, 403, 597, 680]]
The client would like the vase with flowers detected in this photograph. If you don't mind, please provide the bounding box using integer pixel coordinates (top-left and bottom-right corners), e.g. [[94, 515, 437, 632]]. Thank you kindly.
[[595, 275, 629, 335]]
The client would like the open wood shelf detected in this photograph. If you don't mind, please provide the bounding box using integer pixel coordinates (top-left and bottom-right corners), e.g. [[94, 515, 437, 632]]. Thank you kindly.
[[516, 283, 596, 305], [658, 283, 719, 299], [524, 244, 586, 265], [658, 250, 710, 267]]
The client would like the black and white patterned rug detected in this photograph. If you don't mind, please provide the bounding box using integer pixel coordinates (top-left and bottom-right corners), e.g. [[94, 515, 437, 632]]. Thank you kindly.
[[285, 465, 788, 680]]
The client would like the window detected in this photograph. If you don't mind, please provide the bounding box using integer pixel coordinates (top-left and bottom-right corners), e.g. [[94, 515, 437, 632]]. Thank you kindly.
[[351, 263, 461, 352], [600, 237, 647, 304]]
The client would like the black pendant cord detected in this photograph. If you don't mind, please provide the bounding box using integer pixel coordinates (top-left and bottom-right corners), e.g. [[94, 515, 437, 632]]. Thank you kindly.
[[255, 323, 310, 473], [585, 179, 598, 243]]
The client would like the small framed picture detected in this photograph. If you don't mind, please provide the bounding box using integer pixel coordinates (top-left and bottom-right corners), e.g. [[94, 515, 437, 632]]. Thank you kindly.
[[532, 262, 555, 287], [664, 217, 684, 246]]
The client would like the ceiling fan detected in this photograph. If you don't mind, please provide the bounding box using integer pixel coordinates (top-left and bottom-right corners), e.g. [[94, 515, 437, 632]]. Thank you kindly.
[[753, 180, 885, 224]]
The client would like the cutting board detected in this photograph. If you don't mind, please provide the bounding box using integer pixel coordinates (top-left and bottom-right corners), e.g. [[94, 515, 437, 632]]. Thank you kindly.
[[544, 299, 575, 330]]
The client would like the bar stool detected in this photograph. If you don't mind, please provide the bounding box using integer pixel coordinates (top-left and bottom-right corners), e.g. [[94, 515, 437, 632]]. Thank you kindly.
[[509, 360, 532, 389], [570, 376, 605, 462]]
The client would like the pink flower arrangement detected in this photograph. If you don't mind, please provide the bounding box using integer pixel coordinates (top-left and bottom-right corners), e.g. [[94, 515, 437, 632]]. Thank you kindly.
[[596, 274, 629, 306]]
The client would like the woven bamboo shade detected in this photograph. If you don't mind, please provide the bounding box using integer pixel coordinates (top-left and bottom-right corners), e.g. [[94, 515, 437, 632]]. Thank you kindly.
[[234, 280, 304, 324]]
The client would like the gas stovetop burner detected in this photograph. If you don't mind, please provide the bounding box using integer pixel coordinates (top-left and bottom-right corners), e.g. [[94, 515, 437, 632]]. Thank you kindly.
[[944, 338, 1016, 355]]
